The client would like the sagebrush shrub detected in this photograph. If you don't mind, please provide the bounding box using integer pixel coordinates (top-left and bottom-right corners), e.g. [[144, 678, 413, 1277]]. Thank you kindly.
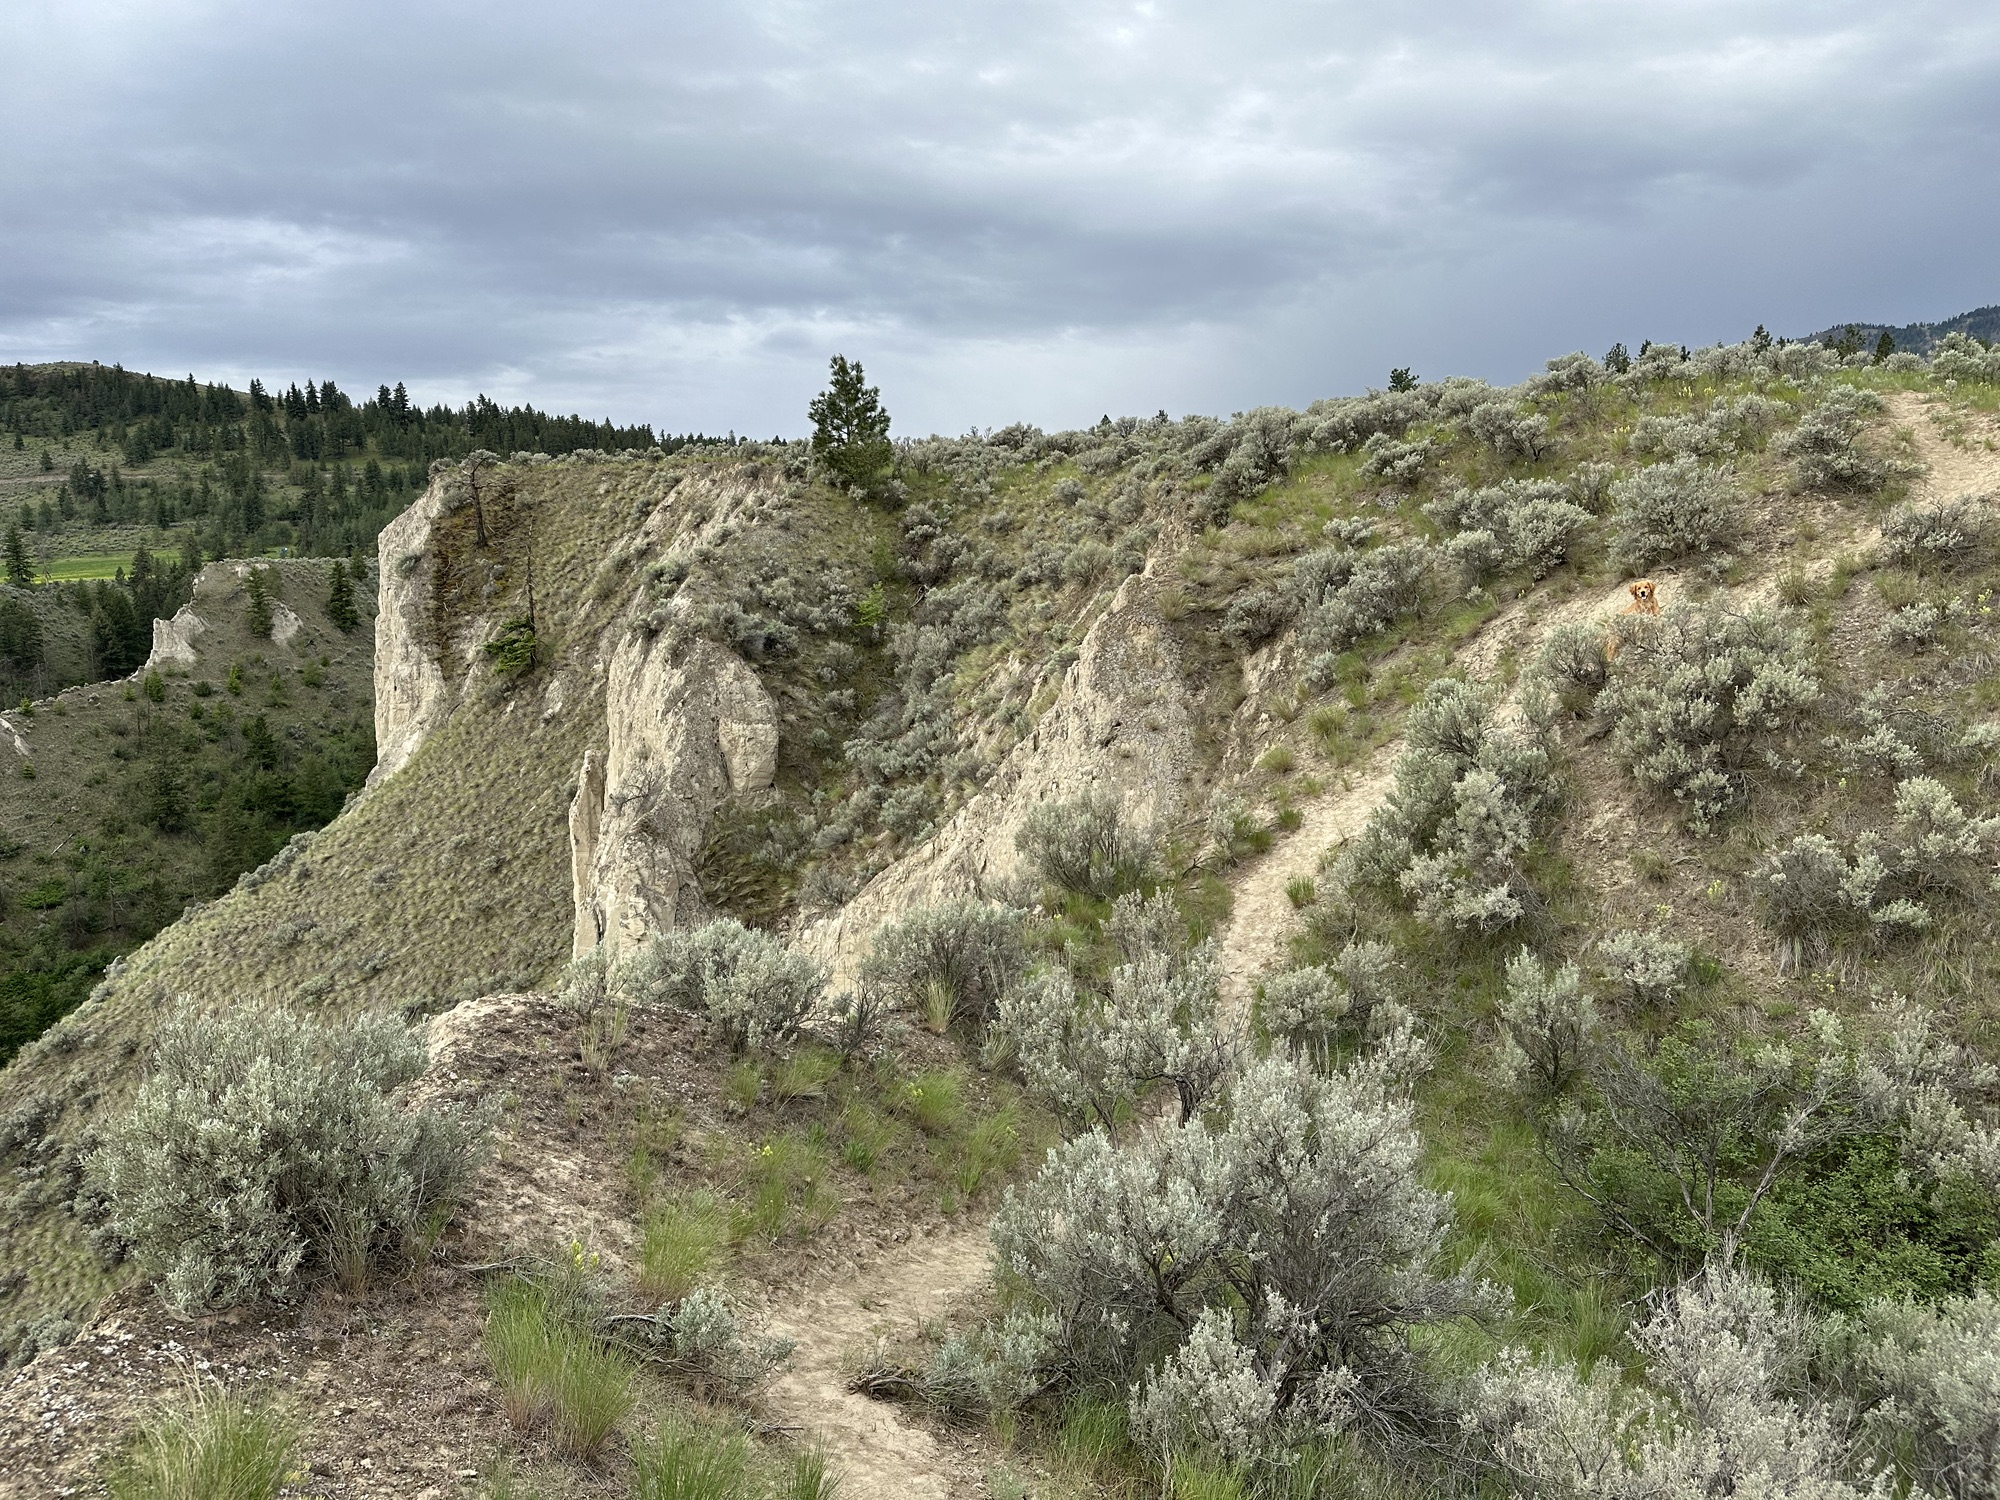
[[1881, 500, 1981, 573], [1496, 950, 1597, 1099], [1533, 619, 1611, 714], [1015, 790, 1154, 898], [89, 1004, 484, 1314], [1357, 432, 1438, 484], [1338, 678, 1557, 930], [1929, 331, 2000, 383], [1466, 400, 1553, 462], [1219, 586, 1295, 651], [1296, 540, 1433, 680], [1843, 1291, 2000, 1500], [859, 897, 1028, 1030], [616, 919, 824, 1051], [1776, 384, 1886, 492], [1608, 457, 1740, 569], [992, 940, 1235, 1128], [1427, 480, 1590, 580], [1595, 929, 1691, 1005], [991, 1050, 1472, 1462], [1595, 609, 1818, 833]]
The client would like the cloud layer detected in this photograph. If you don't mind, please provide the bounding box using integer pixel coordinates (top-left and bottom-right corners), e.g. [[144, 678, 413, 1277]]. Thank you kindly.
[[4, 1, 1997, 435]]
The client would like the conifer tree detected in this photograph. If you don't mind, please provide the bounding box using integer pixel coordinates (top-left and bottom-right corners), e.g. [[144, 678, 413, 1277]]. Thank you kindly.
[[4, 523, 32, 588], [245, 567, 274, 639], [808, 355, 893, 492], [1875, 330, 1897, 361], [326, 560, 359, 632]]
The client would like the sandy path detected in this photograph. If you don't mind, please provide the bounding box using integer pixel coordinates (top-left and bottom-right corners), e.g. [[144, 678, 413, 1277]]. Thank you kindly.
[[757, 1226, 992, 1499], [1216, 745, 1402, 1020], [1887, 391, 2000, 503]]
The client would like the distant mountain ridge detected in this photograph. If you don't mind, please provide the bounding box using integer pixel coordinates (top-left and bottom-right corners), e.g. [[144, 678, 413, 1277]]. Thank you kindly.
[[1798, 302, 2000, 354]]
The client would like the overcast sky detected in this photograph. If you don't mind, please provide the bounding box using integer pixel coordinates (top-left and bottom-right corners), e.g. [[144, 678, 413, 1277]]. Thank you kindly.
[[3, 2, 1997, 438]]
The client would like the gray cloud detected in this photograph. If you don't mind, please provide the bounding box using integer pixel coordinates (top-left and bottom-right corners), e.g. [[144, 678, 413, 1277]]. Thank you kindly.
[[3, 0, 1996, 435]]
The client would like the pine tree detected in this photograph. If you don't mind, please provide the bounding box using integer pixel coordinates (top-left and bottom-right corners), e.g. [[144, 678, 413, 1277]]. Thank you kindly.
[[1388, 367, 1418, 391], [1875, 330, 1896, 362], [1605, 342, 1631, 374], [245, 567, 274, 639], [807, 355, 893, 492], [1751, 324, 1773, 353], [326, 560, 359, 632], [4, 523, 32, 588]]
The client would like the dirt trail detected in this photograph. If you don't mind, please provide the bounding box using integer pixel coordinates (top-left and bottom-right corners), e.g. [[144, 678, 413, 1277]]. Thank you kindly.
[[755, 1226, 993, 1499], [1887, 391, 2000, 503], [1216, 745, 1402, 1019]]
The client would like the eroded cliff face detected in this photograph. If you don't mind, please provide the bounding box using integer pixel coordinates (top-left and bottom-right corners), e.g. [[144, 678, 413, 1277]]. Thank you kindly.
[[797, 571, 1197, 989], [369, 480, 457, 787], [567, 626, 780, 958]]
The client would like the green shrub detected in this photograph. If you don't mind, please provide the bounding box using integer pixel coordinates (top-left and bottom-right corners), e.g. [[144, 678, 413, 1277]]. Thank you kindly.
[[1775, 383, 1886, 492], [88, 1004, 485, 1313], [1608, 457, 1739, 569], [107, 1384, 295, 1500], [617, 919, 825, 1052], [1595, 609, 1818, 832], [859, 897, 1028, 1032], [1337, 678, 1557, 930], [1881, 500, 1980, 574], [1016, 791, 1155, 898]]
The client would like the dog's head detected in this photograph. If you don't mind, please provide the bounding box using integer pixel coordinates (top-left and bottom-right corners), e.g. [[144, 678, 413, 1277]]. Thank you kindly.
[[1628, 579, 1658, 609]]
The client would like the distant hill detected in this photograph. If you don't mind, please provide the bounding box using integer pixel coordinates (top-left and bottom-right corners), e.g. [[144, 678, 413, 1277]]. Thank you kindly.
[[1798, 302, 2000, 355]]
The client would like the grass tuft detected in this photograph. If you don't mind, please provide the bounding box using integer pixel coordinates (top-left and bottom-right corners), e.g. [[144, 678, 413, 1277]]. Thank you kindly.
[[639, 1192, 733, 1304], [630, 1415, 750, 1500], [107, 1383, 295, 1500]]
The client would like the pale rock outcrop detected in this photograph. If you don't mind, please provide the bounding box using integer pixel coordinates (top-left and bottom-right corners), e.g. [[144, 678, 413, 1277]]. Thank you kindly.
[[369, 481, 455, 786], [0, 714, 27, 760], [568, 630, 779, 957], [142, 605, 208, 672], [270, 602, 302, 646], [798, 574, 1196, 990]]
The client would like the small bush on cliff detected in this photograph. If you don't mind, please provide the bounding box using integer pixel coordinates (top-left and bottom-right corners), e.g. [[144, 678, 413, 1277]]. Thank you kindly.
[[1016, 791, 1156, 899], [88, 1004, 485, 1315], [860, 898, 1029, 1032], [1337, 677, 1558, 931]]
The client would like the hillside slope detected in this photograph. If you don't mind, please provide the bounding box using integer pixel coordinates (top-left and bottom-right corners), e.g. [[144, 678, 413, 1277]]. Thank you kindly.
[[0, 558, 377, 1064], [3, 339, 1999, 1498]]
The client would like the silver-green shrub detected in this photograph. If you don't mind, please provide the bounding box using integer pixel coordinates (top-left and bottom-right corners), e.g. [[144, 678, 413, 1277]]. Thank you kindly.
[[991, 1050, 1474, 1462], [1596, 609, 1819, 832], [1595, 929, 1691, 1006], [1259, 940, 1398, 1050], [1608, 457, 1740, 569], [1929, 331, 2000, 383], [1296, 540, 1434, 677], [1427, 480, 1591, 580], [1882, 500, 1981, 573], [1837, 1291, 2000, 1500], [1534, 619, 1611, 714], [1358, 432, 1439, 484], [1775, 384, 1886, 492], [89, 1003, 485, 1315], [859, 897, 1028, 1030], [1338, 678, 1557, 930], [616, 920, 824, 1051], [991, 940, 1234, 1128], [1497, 950, 1598, 1099], [1015, 790, 1155, 899], [1472, 1266, 1877, 1500]]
